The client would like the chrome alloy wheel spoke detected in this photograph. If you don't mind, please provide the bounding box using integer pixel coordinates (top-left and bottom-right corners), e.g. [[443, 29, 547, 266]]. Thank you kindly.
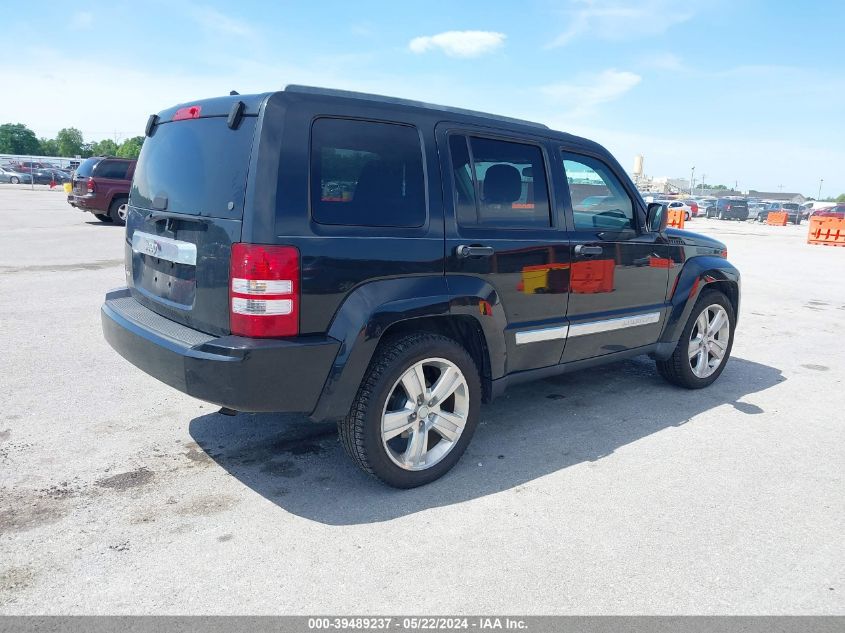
[[381, 358, 470, 471]]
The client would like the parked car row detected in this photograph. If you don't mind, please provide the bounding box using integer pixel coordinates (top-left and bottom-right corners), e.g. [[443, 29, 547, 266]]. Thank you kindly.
[[1, 160, 74, 185], [0, 165, 33, 184], [645, 196, 835, 225]]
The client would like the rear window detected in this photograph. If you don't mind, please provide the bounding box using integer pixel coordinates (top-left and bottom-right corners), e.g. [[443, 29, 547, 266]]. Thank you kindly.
[[310, 118, 426, 227], [94, 160, 131, 180], [130, 116, 257, 217], [74, 157, 100, 178], [783, 203, 800, 210]]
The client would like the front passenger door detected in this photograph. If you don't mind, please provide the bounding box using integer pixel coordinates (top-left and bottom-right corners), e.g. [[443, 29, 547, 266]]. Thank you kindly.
[[559, 151, 670, 363]]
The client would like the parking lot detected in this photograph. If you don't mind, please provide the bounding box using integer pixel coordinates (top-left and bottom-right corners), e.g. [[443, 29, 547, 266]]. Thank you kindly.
[[0, 186, 842, 614]]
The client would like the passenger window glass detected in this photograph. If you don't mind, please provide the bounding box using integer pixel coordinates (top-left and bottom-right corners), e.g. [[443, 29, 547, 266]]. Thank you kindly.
[[464, 137, 551, 228], [96, 160, 129, 179], [310, 118, 426, 227], [562, 153, 635, 232], [448, 135, 478, 225]]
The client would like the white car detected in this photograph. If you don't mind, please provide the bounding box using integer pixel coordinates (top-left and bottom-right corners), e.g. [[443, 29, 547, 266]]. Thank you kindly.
[[658, 199, 694, 221]]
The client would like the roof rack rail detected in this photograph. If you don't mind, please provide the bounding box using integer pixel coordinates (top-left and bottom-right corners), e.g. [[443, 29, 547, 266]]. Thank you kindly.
[[284, 85, 549, 130]]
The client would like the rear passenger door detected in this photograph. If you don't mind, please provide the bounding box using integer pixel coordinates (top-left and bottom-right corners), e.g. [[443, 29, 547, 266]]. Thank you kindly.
[[436, 124, 570, 373], [558, 150, 670, 363]]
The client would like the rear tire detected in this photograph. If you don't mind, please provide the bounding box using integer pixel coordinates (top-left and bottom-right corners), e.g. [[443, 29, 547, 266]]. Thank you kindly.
[[656, 289, 735, 389], [339, 332, 481, 488], [109, 197, 128, 226], [10, 176, 19, 184], [94, 214, 112, 222]]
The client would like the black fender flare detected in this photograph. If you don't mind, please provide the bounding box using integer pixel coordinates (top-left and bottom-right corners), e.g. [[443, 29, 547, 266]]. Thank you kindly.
[[308, 275, 506, 422], [654, 256, 741, 358]]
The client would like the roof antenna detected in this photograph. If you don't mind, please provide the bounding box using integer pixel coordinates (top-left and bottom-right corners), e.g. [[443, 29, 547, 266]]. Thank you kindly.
[[229, 90, 239, 95]]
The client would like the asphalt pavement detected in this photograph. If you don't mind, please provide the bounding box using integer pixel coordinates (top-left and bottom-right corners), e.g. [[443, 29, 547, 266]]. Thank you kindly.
[[0, 187, 842, 614]]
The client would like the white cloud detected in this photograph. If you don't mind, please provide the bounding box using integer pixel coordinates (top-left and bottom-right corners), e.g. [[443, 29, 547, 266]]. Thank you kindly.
[[541, 69, 641, 116], [186, 4, 255, 38], [409, 31, 505, 58], [69, 12, 93, 30], [548, 0, 695, 47]]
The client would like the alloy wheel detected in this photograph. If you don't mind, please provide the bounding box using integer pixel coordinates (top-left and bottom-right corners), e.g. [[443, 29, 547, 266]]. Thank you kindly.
[[688, 304, 730, 378], [381, 357, 470, 471]]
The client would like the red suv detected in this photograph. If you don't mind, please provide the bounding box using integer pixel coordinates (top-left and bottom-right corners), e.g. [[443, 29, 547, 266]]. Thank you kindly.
[[67, 157, 136, 225]]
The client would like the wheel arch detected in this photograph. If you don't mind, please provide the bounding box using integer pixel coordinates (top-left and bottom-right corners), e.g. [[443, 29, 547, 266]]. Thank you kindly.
[[308, 275, 505, 422], [655, 256, 740, 359]]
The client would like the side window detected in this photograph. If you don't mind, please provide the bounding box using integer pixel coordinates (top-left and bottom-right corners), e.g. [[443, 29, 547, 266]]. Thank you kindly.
[[95, 160, 130, 179], [448, 135, 477, 225], [310, 118, 426, 228], [562, 152, 635, 232], [467, 137, 551, 228]]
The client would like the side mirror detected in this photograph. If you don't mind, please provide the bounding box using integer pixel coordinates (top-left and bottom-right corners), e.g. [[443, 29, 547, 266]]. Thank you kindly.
[[646, 202, 668, 232]]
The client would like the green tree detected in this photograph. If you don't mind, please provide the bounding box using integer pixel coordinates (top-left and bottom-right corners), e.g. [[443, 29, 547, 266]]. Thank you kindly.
[[836, 193, 845, 203], [56, 127, 85, 157], [116, 136, 144, 159], [90, 139, 119, 156], [0, 123, 41, 155], [39, 137, 59, 156]]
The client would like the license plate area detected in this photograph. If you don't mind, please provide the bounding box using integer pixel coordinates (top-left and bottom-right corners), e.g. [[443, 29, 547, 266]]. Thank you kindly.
[[131, 231, 198, 308], [133, 256, 196, 308]]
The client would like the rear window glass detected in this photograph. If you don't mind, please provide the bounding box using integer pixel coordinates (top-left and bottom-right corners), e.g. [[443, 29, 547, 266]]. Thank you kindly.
[[783, 203, 799, 210], [310, 118, 426, 227], [130, 117, 257, 217], [74, 157, 100, 178], [95, 160, 130, 180], [470, 137, 551, 228]]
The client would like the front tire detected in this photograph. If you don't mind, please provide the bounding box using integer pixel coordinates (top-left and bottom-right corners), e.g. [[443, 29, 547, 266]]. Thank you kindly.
[[10, 176, 19, 184], [339, 332, 481, 488], [656, 290, 735, 389]]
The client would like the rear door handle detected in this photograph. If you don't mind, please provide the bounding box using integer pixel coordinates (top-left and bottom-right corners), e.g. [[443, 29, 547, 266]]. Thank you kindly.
[[456, 244, 495, 258], [574, 244, 603, 256]]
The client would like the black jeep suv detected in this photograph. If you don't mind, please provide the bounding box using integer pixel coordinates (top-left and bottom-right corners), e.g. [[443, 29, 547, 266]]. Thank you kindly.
[[102, 86, 740, 488]]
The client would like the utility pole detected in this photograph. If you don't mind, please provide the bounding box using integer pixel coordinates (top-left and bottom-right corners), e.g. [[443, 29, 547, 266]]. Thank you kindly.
[[818, 178, 823, 200], [690, 166, 695, 195], [700, 173, 707, 196]]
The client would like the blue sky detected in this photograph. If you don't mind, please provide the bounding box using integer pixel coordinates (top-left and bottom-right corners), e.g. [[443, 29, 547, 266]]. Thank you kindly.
[[3, 0, 843, 196]]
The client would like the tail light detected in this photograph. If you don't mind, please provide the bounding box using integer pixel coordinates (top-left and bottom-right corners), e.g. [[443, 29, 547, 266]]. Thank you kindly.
[[229, 243, 299, 337], [86, 177, 95, 193], [726, 204, 732, 210]]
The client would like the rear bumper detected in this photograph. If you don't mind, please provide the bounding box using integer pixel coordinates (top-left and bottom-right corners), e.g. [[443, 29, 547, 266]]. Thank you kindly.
[[101, 288, 341, 413], [67, 193, 105, 212]]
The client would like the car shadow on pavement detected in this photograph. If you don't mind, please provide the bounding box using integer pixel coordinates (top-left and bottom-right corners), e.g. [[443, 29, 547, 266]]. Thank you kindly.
[[188, 356, 784, 525]]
